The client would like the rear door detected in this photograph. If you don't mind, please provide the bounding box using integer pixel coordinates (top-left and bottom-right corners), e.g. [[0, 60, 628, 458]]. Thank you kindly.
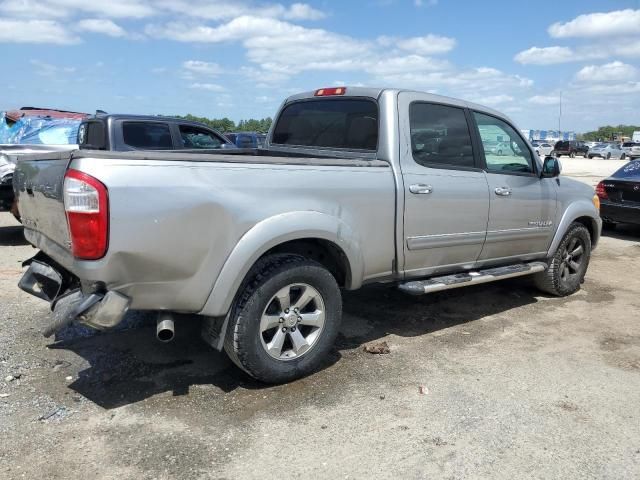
[[470, 111, 556, 262], [398, 93, 490, 278]]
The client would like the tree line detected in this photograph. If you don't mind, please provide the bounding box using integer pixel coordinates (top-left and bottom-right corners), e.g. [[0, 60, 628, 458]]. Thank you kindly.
[[175, 115, 272, 133], [580, 125, 640, 141]]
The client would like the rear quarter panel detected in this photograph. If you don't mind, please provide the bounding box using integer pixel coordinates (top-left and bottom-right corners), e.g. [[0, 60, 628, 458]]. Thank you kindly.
[[69, 156, 396, 313]]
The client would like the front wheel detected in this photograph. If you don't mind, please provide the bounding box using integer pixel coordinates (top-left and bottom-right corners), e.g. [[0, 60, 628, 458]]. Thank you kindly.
[[534, 222, 591, 296], [224, 254, 342, 383], [607, 152, 612, 159]]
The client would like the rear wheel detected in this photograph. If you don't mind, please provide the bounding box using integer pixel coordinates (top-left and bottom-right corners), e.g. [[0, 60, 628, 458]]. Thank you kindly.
[[224, 254, 342, 383], [570, 151, 576, 158], [534, 222, 591, 296], [621, 153, 626, 160]]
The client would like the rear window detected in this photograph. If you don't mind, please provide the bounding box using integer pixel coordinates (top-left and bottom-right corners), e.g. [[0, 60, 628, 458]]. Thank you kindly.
[[272, 99, 378, 151], [122, 122, 172, 150], [612, 160, 640, 179]]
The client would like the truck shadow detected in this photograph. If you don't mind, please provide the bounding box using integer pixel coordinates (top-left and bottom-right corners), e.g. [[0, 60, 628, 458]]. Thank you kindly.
[[52, 278, 542, 410], [0, 225, 28, 246], [601, 224, 640, 240]]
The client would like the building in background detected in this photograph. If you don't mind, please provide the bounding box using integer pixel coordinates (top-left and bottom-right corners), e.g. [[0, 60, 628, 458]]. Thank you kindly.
[[521, 129, 576, 143]]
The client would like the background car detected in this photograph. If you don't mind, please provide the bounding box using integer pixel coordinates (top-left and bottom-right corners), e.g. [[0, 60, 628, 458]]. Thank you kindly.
[[226, 132, 267, 148], [553, 140, 589, 158], [584, 141, 600, 149], [486, 141, 512, 156], [531, 141, 554, 157], [596, 159, 640, 228], [621, 142, 640, 159], [588, 143, 626, 159]]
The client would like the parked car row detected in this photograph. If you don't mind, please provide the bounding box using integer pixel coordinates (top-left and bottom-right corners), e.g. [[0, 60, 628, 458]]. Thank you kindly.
[[530, 139, 639, 160]]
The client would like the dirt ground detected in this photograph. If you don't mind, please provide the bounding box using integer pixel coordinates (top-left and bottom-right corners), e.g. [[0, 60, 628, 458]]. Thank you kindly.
[[1, 161, 639, 479]]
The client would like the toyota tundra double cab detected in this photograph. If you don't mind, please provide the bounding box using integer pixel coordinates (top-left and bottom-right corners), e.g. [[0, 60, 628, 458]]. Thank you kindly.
[[13, 87, 601, 383]]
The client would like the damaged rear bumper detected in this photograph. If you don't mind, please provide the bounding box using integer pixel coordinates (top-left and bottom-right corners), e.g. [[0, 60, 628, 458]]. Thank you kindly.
[[18, 253, 131, 337]]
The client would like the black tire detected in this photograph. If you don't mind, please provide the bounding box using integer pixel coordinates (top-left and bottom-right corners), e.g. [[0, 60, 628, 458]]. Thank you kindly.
[[620, 153, 626, 160], [497, 150, 502, 156], [607, 152, 611, 160], [570, 151, 576, 158], [534, 222, 591, 296], [588, 155, 593, 159], [224, 254, 342, 383]]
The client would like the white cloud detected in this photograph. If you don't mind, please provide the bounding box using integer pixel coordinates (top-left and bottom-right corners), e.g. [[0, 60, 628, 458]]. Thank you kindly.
[[182, 60, 224, 77], [189, 82, 226, 92], [528, 95, 560, 105], [30, 59, 76, 76], [549, 9, 640, 38], [574, 61, 638, 82], [77, 19, 127, 37], [0, 0, 156, 19], [514, 46, 575, 65], [0, 19, 80, 44], [378, 34, 456, 55], [282, 3, 326, 20], [515, 41, 640, 65]]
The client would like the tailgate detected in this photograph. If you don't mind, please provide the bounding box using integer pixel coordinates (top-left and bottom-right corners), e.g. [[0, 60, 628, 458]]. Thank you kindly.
[[13, 151, 73, 255]]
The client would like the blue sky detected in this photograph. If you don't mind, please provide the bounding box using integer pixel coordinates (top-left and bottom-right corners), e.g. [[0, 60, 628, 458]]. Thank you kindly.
[[1, 0, 639, 131]]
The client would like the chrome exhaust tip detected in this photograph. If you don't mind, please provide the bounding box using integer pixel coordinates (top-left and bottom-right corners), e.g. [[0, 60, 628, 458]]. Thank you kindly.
[[156, 312, 175, 343]]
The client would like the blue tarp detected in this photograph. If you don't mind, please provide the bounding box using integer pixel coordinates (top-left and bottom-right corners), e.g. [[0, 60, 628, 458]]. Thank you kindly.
[[0, 113, 81, 145]]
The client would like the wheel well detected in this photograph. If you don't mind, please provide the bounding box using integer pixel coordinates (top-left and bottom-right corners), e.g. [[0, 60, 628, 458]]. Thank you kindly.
[[260, 239, 351, 287], [574, 216, 596, 245]]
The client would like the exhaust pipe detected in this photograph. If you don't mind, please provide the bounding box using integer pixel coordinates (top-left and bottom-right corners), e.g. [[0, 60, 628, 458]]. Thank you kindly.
[[156, 312, 175, 343]]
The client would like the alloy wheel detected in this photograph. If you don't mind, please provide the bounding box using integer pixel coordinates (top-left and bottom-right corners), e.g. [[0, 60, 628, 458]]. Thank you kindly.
[[259, 283, 326, 361]]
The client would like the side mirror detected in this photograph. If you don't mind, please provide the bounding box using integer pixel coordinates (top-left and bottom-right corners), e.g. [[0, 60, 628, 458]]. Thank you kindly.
[[541, 156, 561, 178]]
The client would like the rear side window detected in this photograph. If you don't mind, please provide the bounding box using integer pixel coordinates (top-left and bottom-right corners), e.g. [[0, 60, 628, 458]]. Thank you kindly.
[[236, 135, 255, 148], [79, 121, 106, 149], [409, 103, 475, 169], [272, 99, 378, 151], [612, 160, 640, 179], [123, 122, 172, 150], [179, 125, 224, 149]]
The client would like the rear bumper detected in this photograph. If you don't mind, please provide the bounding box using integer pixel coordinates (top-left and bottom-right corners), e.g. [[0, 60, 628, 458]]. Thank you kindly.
[[18, 253, 131, 336], [601, 201, 640, 225]]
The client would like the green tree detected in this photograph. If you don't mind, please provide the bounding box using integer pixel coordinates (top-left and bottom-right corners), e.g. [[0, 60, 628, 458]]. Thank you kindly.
[[582, 125, 640, 141]]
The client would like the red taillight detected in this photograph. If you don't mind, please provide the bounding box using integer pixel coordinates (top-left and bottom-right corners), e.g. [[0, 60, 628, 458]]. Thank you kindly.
[[595, 181, 608, 200], [63, 169, 108, 260], [314, 87, 346, 96]]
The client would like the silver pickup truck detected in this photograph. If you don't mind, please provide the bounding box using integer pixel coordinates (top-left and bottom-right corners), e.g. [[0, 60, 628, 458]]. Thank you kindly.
[[14, 87, 601, 383]]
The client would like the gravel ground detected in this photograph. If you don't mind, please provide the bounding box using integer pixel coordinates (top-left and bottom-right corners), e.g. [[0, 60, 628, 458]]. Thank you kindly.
[[0, 162, 639, 479]]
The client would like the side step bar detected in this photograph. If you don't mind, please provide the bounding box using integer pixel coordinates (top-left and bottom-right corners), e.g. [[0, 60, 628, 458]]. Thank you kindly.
[[398, 262, 547, 295]]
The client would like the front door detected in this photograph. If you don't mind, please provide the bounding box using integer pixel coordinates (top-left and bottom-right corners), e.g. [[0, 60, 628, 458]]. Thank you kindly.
[[399, 93, 490, 278], [471, 111, 557, 262]]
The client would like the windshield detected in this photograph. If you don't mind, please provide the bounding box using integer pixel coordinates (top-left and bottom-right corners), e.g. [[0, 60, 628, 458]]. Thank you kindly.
[[272, 98, 378, 151]]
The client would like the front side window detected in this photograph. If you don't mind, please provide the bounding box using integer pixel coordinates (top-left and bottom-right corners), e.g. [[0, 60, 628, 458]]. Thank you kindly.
[[123, 122, 172, 150], [180, 125, 224, 149], [272, 99, 378, 151], [473, 112, 534, 174], [409, 103, 475, 169]]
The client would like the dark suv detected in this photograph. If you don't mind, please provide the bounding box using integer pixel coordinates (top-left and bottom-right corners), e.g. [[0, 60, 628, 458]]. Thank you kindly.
[[553, 140, 588, 158]]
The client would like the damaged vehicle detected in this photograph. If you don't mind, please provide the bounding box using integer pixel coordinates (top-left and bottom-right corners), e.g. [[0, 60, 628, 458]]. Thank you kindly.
[[14, 87, 601, 383], [1, 109, 86, 213]]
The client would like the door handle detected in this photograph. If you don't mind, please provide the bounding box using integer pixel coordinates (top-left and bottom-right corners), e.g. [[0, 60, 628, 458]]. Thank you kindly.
[[494, 187, 512, 196], [409, 184, 433, 194]]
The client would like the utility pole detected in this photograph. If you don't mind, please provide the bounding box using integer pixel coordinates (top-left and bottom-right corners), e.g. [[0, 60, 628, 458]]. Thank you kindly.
[[558, 91, 562, 139]]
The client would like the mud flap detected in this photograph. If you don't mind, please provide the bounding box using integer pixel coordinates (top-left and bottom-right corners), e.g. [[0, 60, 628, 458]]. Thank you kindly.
[[201, 314, 229, 351]]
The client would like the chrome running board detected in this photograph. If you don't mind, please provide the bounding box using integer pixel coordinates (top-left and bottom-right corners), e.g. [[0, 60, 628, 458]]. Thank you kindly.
[[398, 262, 547, 295]]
